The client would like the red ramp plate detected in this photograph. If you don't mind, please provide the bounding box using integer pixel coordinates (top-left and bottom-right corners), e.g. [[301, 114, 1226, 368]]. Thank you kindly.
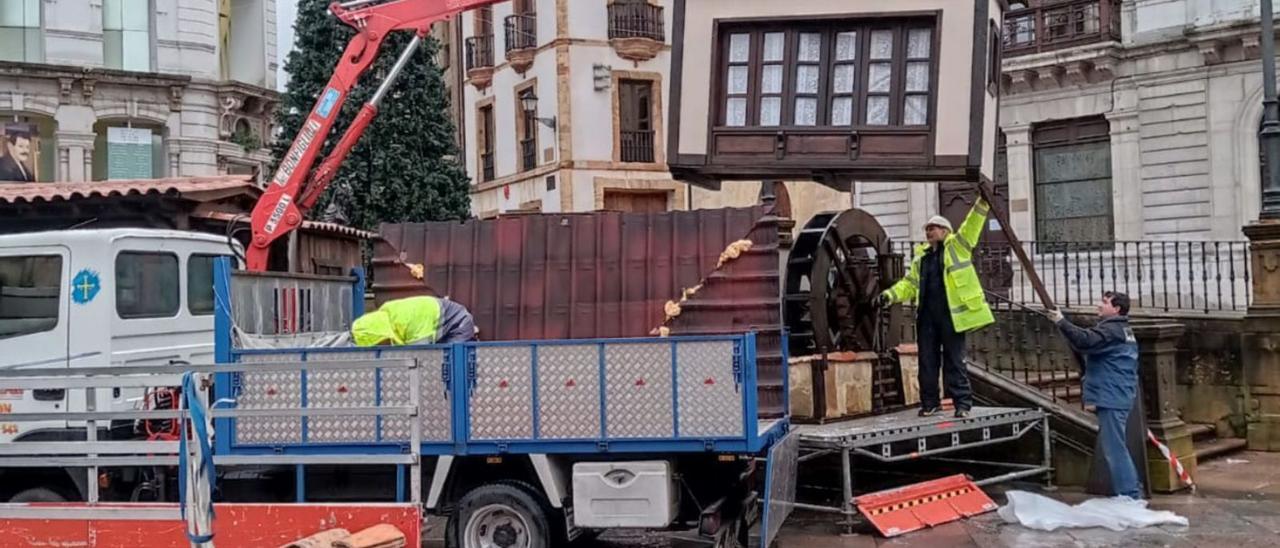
[[853, 474, 997, 537]]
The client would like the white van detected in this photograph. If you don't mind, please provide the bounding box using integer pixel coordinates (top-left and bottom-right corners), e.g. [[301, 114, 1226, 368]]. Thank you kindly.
[[0, 229, 236, 445]]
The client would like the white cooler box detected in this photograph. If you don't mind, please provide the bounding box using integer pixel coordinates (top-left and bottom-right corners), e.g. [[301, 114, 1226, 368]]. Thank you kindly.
[[571, 461, 679, 528]]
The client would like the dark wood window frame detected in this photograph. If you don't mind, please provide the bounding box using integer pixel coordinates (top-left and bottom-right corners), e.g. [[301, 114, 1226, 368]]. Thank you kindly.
[[619, 78, 656, 163], [987, 19, 1001, 95], [1031, 116, 1114, 248], [515, 80, 538, 172], [477, 102, 495, 182], [715, 18, 938, 130]]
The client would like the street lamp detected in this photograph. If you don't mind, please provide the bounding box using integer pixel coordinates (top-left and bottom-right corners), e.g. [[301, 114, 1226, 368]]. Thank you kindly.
[[1261, 0, 1280, 218], [520, 90, 558, 130]]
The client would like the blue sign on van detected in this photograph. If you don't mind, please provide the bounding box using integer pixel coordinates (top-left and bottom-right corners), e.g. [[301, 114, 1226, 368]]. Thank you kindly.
[[71, 269, 100, 305]]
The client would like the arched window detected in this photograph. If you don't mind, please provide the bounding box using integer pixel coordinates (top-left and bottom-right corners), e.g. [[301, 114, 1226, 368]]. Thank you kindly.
[[92, 119, 167, 181], [0, 113, 57, 183]]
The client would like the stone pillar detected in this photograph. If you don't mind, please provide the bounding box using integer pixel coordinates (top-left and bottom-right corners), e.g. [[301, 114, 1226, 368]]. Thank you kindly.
[[1106, 110, 1143, 240], [1133, 322, 1196, 492], [1242, 220, 1280, 451], [1003, 124, 1034, 240]]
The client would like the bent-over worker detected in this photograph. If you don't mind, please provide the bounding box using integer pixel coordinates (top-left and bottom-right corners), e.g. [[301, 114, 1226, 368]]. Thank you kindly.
[[1048, 292, 1142, 499], [352, 296, 477, 347], [879, 197, 995, 418]]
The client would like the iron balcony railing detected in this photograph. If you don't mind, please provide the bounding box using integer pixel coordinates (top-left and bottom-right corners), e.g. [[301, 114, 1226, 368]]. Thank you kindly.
[[892, 239, 1252, 314], [1003, 0, 1121, 57], [481, 151, 495, 182], [620, 129, 655, 163], [520, 138, 537, 171], [608, 2, 665, 41], [465, 35, 494, 70], [504, 13, 537, 53]]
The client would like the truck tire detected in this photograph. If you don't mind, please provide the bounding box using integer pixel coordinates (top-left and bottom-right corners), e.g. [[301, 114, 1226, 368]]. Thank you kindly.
[[451, 481, 554, 548], [8, 487, 67, 503]]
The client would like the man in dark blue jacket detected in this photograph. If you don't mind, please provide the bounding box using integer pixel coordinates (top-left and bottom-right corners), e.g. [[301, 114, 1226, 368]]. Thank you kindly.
[[1048, 291, 1142, 499]]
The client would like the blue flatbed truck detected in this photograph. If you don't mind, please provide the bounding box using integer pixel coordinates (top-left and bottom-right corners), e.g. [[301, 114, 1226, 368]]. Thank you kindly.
[[212, 259, 798, 548]]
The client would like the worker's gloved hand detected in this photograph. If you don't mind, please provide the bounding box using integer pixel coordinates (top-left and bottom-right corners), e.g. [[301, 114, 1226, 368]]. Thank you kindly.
[[875, 293, 891, 308], [1046, 308, 1064, 323]]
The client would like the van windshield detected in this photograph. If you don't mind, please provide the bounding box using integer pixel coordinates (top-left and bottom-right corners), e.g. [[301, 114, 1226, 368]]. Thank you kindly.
[[0, 255, 62, 340]]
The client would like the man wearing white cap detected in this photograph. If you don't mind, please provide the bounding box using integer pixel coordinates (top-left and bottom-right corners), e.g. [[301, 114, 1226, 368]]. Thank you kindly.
[[880, 197, 995, 418]]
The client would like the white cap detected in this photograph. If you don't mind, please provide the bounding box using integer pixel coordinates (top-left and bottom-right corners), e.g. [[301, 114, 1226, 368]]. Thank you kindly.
[[925, 215, 953, 232]]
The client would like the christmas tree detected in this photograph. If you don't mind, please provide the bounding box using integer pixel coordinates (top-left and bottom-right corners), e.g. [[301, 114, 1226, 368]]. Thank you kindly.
[[271, 0, 470, 230]]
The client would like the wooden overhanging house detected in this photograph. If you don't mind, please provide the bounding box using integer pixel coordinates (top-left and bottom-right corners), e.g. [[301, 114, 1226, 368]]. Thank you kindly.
[[668, 0, 1005, 190], [0, 176, 374, 275]]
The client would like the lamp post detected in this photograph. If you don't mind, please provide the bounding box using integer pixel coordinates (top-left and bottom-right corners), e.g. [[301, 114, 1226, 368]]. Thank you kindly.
[[1261, 0, 1280, 219], [519, 90, 557, 130]]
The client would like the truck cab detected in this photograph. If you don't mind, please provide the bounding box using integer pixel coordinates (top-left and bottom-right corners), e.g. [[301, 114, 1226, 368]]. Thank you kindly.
[[0, 229, 235, 446]]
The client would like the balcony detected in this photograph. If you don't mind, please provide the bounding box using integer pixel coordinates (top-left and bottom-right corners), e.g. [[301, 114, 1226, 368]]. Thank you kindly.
[[504, 13, 537, 73], [608, 2, 665, 62], [465, 35, 494, 89], [520, 138, 537, 172], [620, 129, 655, 163], [1001, 0, 1121, 94], [1002, 0, 1120, 58], [481, 151, 495, 182]]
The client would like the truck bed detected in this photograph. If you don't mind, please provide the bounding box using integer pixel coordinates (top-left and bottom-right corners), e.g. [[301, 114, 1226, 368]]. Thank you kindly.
[[216, 335, 789, 457]]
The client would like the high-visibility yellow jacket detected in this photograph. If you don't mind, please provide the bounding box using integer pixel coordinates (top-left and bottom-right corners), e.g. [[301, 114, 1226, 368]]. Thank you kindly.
[[883, 198, 995, 333], [352, 296, 442, 347]]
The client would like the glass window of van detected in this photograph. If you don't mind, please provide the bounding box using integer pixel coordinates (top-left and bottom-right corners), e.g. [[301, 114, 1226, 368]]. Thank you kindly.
[[0, 255, 61, 339], [188, 254, 224, 316], [116, 252, 178, 318]]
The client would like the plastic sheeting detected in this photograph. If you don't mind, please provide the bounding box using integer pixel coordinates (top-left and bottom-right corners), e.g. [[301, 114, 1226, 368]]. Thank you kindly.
[[998, 491, 1188, 532]]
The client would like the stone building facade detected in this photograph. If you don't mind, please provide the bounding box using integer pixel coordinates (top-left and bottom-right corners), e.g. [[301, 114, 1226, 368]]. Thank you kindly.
[[458, 0, 694, 216], [858, 0, 1271, 243], [0, 0, 277, 184]]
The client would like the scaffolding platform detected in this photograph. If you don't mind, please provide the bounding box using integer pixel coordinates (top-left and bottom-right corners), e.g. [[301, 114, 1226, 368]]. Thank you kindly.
[[792, 406, 1052, 531]]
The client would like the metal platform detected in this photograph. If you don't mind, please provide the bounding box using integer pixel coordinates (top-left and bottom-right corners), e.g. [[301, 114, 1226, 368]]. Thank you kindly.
[[792, 406, 1052, 532]]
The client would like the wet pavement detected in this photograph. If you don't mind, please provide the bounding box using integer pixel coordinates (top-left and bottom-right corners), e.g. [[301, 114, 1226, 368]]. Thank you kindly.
[[428, 452, 1280, 547]]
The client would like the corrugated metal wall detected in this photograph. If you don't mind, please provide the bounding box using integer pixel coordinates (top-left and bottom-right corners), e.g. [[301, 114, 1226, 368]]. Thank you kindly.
[[373, 186, 794, 417]]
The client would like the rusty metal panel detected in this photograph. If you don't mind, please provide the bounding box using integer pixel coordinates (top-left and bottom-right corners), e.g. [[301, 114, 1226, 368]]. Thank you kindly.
[[374, 189, 793, 417]]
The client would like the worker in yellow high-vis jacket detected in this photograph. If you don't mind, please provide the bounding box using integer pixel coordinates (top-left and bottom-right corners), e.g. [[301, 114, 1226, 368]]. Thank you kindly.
[[351, 296, 477, 347], [879, 197, 995, 419]]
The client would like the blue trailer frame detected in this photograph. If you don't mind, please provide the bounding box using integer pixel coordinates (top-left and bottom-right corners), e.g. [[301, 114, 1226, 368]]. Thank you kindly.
[[211, 258, 790, 459]]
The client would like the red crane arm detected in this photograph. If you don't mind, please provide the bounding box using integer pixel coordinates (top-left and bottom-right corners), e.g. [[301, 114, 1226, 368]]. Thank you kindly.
[[247, 0, 504, 271]]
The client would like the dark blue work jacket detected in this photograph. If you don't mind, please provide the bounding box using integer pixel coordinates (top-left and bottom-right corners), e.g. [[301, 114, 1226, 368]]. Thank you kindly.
[[1055, 316, 1139, 410]]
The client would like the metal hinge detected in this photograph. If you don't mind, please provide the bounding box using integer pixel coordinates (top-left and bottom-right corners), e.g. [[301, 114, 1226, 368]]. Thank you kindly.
[[466, 350, 478, 395], [731, 343, 743, 392]]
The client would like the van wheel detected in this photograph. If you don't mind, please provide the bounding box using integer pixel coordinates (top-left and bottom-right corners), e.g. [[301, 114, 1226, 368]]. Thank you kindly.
[[452, 481, 552, 548], [9, 487, 67, 503]]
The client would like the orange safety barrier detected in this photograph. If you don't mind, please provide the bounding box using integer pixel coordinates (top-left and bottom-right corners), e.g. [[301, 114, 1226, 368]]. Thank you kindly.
[[0, 502, 420, 547], [853, 474, 997, 537]]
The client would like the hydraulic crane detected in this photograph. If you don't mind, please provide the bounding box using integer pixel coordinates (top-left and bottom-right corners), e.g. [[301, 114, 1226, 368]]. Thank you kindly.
[[246, 0, 504, 271]]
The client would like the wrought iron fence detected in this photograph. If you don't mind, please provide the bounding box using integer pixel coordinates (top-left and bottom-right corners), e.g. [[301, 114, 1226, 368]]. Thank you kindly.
[[504, 13, 537, 53], [891, 240, 1252, 314], [608, 1, 665, 41], [894, 305, 1087, 410], [620, 129, 655, 163], [520, 138, 537, 171], [1003, 0, 1121, 57], [481, 151, 495, 182], [465, 35, 494, 70]]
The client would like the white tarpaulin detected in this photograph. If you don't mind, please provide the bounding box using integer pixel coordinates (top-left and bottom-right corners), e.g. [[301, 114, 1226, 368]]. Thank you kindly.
[[998, 491, 1188, 532]]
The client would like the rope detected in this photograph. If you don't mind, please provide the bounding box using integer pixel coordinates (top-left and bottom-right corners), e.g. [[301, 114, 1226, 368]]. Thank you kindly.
[[179, 372, 216, 547]]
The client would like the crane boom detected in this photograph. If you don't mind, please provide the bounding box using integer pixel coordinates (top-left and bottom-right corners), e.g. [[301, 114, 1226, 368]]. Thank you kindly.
[[247, 0, 504, 271]]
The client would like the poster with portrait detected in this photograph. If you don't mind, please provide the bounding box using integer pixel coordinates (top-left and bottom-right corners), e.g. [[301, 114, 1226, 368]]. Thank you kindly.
[[0, 123, 40, 183]]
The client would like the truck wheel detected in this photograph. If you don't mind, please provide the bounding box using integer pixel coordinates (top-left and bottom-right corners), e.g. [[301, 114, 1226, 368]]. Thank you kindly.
[[453, 481, 552, 548], [9, 487, 67, 503]]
